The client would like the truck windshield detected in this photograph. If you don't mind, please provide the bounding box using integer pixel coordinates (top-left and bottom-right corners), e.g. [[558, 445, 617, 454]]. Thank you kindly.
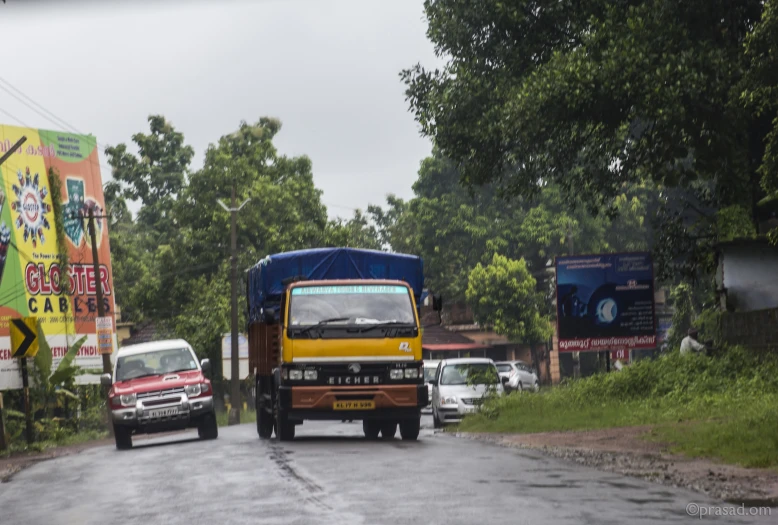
[[289, 284, 416, 326], [116, 348, 198, 382]]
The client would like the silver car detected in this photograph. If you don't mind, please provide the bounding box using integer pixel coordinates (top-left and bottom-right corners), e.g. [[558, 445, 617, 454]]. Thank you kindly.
[[495, 360, 539, 393], [422, 360, 440, 412], [430, 358, 504, 427]]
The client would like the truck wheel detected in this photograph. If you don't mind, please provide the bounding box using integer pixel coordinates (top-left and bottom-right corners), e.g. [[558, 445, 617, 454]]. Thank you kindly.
[[275, 397, 295, 441], [257, 406, 273, 439], [362, 420, 380, 440], [380, 421, 397, 440], [114, 425, 132, 450], [400, 417, 421, 440], [198, 413, 219, 440]]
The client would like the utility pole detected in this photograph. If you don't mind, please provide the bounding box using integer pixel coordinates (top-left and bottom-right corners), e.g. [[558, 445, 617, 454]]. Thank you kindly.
[[0, 136, 27, 167], [218, 186, 250, 426], [85, 208, 114, 436]]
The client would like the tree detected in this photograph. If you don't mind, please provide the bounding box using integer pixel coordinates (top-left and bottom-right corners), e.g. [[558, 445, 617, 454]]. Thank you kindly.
[[324, 209, 382, 250], [466, 254, 553, 370], [402, 0, 768, 246]]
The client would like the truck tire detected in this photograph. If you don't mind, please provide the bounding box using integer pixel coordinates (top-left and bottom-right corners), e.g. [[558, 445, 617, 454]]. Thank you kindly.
[[198, 413, 219, 440], [363, 420, 381, 440], [380, 421, 397, 440], [400, 417, 421, 441], [256, 379, 273, 439], [275, 395, 295, 441], [114, 425, 132, 450]]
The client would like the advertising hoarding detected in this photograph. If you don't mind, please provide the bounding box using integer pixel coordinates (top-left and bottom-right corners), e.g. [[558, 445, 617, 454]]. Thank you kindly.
[[0, 124, 117, 389], [555, 252, 657, 352]]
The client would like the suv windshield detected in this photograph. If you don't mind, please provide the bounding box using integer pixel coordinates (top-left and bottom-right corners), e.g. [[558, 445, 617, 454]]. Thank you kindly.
[[441, 363, 500, 386], [116, 347, 198, 382], [289, 284, 416, 326]]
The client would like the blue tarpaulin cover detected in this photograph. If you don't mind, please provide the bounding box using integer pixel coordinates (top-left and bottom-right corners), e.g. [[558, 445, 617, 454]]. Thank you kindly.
[[246, 248, 424, 322]]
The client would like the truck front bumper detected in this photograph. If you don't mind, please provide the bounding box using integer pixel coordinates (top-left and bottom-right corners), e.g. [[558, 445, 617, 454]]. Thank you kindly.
[[278, 384, 427, 420]]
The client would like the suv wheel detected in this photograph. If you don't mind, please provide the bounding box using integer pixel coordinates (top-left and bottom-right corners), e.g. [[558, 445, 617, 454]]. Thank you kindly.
[[198, 413, 218, 440], [114, 425, 132, 450]]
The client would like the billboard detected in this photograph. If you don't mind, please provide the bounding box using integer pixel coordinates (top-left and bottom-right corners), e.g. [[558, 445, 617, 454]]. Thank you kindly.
[[222, 333, 249, 380], [555, 252, 656, 352], [0, 124, 117, 389]]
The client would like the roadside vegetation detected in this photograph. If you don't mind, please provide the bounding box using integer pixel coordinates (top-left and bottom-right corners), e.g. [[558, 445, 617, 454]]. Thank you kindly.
[[459, 347, 778, 468]]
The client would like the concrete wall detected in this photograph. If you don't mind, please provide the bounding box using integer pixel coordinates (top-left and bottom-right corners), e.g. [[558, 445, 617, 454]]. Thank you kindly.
[[720, 307, 778, 353], [719, 243, 778, 312]]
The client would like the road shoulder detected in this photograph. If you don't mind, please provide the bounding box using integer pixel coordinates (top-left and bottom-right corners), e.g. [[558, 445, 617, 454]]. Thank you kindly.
[[456, 426, 778, 505]]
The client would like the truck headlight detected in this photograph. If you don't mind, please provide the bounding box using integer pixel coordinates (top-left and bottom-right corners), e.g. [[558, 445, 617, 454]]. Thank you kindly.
[[120, 393, 137, 407], [289, 369, 303, 380], [389, 369, 404, 380], [404, 368, 419, 379], [304, 370, 318, 381], [185, 384, 202, 397], [441, 396, 457, 406]]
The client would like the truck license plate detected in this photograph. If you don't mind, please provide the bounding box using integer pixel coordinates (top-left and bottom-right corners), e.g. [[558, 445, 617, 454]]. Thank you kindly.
[[333, 400, 375, 410], [149, 407, 179, 418]]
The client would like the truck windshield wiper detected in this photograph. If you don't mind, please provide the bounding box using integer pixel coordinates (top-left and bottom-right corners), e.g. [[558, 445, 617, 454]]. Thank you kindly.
[[359, 321, 414, 333], [297, 317, 350, 335]]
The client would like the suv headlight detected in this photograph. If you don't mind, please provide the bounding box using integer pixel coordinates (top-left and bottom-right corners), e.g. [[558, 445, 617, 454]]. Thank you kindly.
[[441, 396, 457, 406], [289, 369, 303, 380], [120, 393, 136, 407], [389, 369, 404, 380], [185, 384, 202, 397]]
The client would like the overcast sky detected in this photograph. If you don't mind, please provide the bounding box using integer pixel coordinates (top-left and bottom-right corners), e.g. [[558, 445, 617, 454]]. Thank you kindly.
[[1, 0, 442, 218]]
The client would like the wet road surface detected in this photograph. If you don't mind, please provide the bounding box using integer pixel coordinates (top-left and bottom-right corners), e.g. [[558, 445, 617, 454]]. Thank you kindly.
[[0, 416, 772, 525]]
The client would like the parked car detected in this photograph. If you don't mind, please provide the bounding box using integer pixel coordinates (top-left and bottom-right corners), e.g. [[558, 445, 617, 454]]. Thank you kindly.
[[422, 360, 440, 412], [101, 339, 217, 450], [495, 360, 539, 393], [429, 358, 503, 428]]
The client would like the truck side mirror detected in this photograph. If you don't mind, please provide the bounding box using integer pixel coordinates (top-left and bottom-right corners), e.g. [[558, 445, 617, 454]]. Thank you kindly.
[[100, 373, 112, 387], [432, 294, 443, 312], [201, 358, 211, 375]]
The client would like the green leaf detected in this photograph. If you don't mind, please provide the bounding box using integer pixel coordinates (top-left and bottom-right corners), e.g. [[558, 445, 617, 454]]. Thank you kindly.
[[34, 320, 53, 387], [50, 335, 87, 387]]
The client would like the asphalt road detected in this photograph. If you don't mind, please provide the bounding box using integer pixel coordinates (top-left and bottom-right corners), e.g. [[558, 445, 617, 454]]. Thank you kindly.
[[0, 416, 772, 525]]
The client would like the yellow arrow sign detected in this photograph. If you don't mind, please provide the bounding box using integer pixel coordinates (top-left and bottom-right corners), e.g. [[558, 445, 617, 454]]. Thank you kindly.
[[10, 317, 39, 358]]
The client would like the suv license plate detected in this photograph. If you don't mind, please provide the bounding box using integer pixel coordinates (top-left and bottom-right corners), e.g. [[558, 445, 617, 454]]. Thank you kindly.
[[149, 407, 179, 418], [333, 400, 375, 410]]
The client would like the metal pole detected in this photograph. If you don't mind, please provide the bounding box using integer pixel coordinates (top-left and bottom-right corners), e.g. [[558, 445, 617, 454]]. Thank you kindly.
[[0, 392, 7, 451], [0, 136, 27, 167], [229, 183, 241, 425], [87, 209, 114, 436], [21, 357, 33, 444]]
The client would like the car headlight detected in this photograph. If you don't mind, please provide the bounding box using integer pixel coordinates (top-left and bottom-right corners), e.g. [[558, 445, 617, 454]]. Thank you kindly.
[[289, 369, 303, 380], [441, 396, 457, 406], [304, 370, 318, 380], [389, 369, 404, 380], [185, 384, 202, 397], [120, 393, 136, 407], [404, 368, 419, 379]]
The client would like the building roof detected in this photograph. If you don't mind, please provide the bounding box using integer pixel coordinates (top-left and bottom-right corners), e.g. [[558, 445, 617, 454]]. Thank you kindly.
[[120, 321, 174, 347], [422, 325, 488, 351]]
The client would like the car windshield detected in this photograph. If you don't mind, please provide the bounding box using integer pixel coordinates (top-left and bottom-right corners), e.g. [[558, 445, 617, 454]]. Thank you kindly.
[[116, 347, 198, 382], [440, 363, 500, 386], [289, 284, 416, 326], [423, 367, 437, 382], [496, 364, 512, 373]]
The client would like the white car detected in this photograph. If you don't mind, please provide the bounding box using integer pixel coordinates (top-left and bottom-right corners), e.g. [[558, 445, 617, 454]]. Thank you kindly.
[[495, 360, 539, 393], [422, 360, 440, 412], [430, 358, 503, 427]]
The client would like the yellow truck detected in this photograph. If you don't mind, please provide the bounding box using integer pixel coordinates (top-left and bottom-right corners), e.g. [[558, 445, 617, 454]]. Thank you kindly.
[[247, 248, 435, 441]]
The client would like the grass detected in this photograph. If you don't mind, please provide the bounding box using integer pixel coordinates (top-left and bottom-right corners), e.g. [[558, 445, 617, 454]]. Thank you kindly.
[[457, 347, 778, 468], [1, 430, 108, 458], [216, 408, 257, 427]]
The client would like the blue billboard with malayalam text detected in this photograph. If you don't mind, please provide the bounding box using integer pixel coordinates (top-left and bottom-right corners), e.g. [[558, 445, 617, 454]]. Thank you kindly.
[[555, 253, 657, 352]]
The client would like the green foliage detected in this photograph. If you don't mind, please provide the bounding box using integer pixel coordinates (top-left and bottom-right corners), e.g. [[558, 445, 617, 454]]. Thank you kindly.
[[717, 205, 756, 242], [466, 254, 552, 343], [459, 346, 778, 467], [46, 167, 71, 294]]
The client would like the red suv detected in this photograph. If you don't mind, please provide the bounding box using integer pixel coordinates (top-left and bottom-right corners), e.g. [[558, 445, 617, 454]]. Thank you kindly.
[[101, 339, 217, 450]]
